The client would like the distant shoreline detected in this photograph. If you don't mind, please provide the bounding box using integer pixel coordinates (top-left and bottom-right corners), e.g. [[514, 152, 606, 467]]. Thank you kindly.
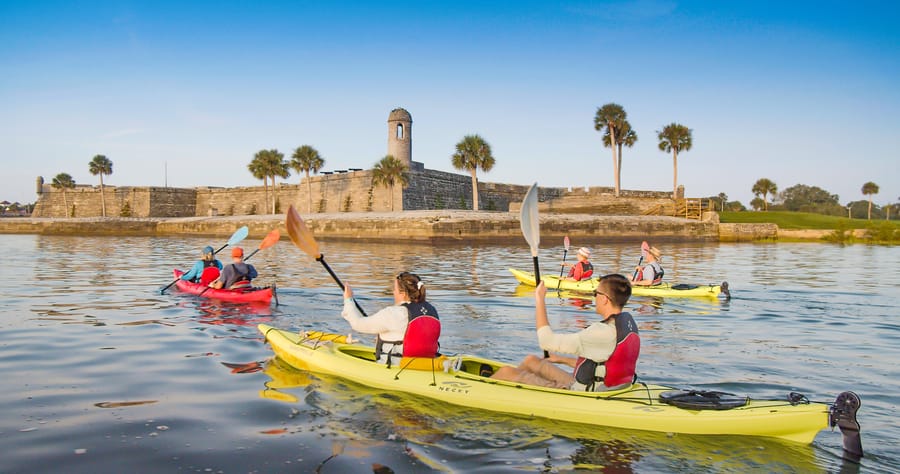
[[0, 212, 832, 243]]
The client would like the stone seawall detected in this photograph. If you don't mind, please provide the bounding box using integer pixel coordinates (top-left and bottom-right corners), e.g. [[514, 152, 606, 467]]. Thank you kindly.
[[0, 212, 722, 243]]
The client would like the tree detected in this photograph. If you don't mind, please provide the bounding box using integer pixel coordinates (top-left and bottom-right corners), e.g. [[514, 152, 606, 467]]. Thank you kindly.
[[717, 192, 728, 212], [51, 173, 76, 218], [751, 178, 778, 211], [88, 154, 113, 217], [290, 145, 325, 213], [861, 181, 879, 220], [750, 197, 765, 211], [249, 149, 289, 214], [247, 156, 268, 214], [372, 155, 409, 212], [603, 120, 637, 194], [778, 184, 840, 214], [450, 134, 495, 211], [594, 103, 628, 196], [656, 123, 692, 199]]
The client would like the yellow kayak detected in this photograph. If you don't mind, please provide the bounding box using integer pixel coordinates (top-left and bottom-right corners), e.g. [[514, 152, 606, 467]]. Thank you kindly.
[[258, 324, 861, 447], [509, 268, 728, 298]]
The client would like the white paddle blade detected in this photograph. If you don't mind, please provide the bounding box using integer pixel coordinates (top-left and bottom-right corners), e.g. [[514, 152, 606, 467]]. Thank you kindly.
[[519, 182, 540, 257], [564, 235, 570, 251]]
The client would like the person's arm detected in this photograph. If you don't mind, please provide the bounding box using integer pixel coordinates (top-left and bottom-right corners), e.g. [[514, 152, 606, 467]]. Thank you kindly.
[[180, 261, 203, 281], [570, 262, 584, 281], [547, 353, 577, 368], [341, 285, 398, 335], [248, 264, 258, 280], [535, 281, 549, 329]]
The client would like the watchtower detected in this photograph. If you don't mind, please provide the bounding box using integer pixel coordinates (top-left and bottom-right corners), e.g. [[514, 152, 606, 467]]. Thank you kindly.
[[387, 108, 422, 171]]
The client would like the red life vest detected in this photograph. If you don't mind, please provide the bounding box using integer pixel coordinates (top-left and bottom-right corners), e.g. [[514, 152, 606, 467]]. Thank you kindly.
[[573, 312, 640, 390], [635, 262, 664, 285], [567, 261, 594, 280], [401, 301, 441, 358], [374, 301, 441, 362], [199, 267, 220, 286]]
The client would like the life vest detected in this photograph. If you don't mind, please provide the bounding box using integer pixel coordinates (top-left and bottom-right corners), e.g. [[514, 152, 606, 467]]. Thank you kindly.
[[573, 312, 640, 391], [567, 261, 594, 280], [375, 301, 441, 363], [224, 263, 254, 290], [635, 262, 664, 285], [199, 266, 220, 286]]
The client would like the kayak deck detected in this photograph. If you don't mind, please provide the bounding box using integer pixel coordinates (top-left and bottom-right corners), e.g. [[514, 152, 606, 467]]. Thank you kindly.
[[258, 324, 833, 445], [509, 268, 727, 298]]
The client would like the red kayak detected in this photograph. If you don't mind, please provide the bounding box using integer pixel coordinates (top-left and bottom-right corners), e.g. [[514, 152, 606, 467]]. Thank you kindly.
[[172, 269, 274, 304]]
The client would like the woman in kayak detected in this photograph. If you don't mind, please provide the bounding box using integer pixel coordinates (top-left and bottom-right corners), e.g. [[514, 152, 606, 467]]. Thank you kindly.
[[561, 247, 594, 281], [630, 245, 664, 286], [341, 271, 441, 366], [491, 274, 640, 391], [179, 245, 223, 285]]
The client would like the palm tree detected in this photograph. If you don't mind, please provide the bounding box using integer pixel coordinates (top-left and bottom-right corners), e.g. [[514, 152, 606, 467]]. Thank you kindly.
[[51, 173, 76, 218], [751, 178, 778, 211], [450, 134, 495, 210], [603, 120, 637, 193], [371, 155, 409, 212], [593, 103, 627, 196], [717, 192, 728, 212], [861, 181, 879, 220], [247, 155, 268, 214], [656, 123, 693, 199], [290, 145, 325, 213], [88, 154, 113, 217], [249, 149, 290, 214]]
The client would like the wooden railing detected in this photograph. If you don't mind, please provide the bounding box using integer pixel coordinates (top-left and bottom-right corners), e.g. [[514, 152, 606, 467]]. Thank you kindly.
[[643, 199, 713, 220]]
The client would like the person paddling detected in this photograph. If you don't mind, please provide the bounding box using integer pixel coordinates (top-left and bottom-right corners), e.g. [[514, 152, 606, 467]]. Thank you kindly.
[[210, 247, 258, 290], [630, 245, 664, 287], [561, 247, 594, 281], [491, 274, 640, 391], [341, 272, 441, 367], [179, 245, 223, 285]]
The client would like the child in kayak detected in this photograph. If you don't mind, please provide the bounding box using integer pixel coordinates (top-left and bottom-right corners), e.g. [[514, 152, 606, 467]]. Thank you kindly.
[[341, 272, 441, 366], [179, 245, 223, 285], [630, 245, 664, 286], [491, 274, 640, 391], [561, 247, 594, 281]]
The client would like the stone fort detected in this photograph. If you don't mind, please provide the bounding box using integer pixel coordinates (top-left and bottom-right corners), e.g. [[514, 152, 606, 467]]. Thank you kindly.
[[32, 108, 680, 218]]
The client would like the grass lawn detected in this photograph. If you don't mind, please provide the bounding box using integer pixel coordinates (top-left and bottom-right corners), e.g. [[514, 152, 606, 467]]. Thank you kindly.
[[719, 211, 898, 230]]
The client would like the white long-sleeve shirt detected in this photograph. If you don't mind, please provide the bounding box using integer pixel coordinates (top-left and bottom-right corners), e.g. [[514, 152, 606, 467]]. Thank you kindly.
[[342, 298, 409, 356], [536, 320, 617, 378]]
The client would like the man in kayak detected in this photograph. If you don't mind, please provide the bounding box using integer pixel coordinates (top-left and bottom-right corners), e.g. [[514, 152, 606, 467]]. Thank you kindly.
[[630, 245, 664, 286], [209, 247, 258, 290], [179, 245, 223, 285], [491, 274, 640, 391], [341, 272, 441, 367], [561, 247, 594, 281]]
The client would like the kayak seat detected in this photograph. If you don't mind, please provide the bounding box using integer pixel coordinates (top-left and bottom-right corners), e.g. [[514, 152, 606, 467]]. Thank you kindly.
[[398, 355, 449, 371]]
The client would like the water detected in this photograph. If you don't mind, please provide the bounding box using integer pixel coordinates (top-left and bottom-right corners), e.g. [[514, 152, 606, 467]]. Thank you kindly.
[[1, 233, 897, 473]]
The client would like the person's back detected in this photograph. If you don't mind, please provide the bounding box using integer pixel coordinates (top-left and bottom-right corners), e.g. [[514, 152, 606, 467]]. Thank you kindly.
[[181, 245, 222, 283], [212, 247, 257, 289]]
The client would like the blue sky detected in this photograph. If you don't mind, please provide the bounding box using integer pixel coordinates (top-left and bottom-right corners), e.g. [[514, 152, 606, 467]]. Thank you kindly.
[[2, 1, 898, 208]]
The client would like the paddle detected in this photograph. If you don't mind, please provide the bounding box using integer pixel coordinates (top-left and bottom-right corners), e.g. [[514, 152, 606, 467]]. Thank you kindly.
[[631, 241, 650, 281], [519, 182, 549, 358], [160, 225, 249, 294], [286, 204, 368, 316], [198, 228, 280, 297], [556, 235, 570, 291]]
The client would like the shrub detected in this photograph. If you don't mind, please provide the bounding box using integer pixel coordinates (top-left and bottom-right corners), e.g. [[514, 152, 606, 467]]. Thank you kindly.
[[822, 219, 853, 244]]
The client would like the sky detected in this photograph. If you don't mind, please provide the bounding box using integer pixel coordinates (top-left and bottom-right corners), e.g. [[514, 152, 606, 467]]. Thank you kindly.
[[2, 1, 898, 208]]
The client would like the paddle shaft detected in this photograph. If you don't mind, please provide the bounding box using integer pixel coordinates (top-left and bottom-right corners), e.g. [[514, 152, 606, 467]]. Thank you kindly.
[[317, 254, 368, 316], [632, 256, 644, 281], [556, 249, 568, 290], [197, 251, 262, 297]]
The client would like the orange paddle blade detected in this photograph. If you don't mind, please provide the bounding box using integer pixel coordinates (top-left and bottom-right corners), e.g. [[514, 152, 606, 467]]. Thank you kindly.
[[258, 228, 281, 250], [286, 205, 321, 259]]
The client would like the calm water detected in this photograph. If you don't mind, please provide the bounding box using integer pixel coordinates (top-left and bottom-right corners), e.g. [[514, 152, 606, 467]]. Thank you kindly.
[[1, 233, 898, 473]]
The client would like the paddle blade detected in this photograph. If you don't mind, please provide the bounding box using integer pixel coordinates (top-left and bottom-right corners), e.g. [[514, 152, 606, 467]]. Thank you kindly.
[[520, 182, 540, 257], [228, 226, 250, 247], [640, 240, 650, 258], [258, 229, 281, 250], [564, 235, 570, 251], [286, 205, 321, 259]]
